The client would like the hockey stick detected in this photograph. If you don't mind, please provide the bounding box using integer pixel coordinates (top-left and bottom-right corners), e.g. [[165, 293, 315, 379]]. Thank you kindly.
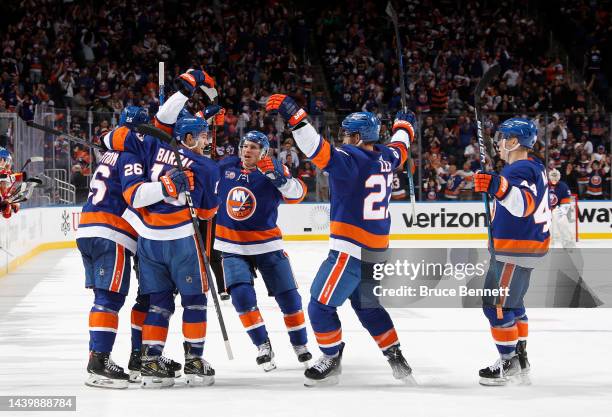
[[26, 121, 105, 151], [386, 2, 417, 221], [136, 123, 234, 360], [473, 63, 503, 319]]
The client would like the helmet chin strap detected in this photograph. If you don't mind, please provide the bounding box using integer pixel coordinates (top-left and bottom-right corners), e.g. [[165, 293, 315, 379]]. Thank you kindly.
[[501, 139, 520, 159]]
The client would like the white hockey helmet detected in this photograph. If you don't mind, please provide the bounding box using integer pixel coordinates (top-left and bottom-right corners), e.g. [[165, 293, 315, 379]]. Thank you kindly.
[[549, 168, 561, 184]]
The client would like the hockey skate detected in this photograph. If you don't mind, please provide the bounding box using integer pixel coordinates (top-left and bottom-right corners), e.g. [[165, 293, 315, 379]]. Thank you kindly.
[[219, 291, 230, 301], [479, 356, 521, 386], [85, 351, 129, 389], [140, 347, 175, 389], [516, 340, 531, 385], [384, 345, 417, 386], [304, 342, 344, 387], [184, 342, 215, 387], [128, 350, 182, 382], [256, 338, 276, 371], [293, 344, 313, 368]]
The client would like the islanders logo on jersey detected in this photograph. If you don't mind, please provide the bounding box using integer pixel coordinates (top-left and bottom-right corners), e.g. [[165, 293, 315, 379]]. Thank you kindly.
[[226, 186, 257, 221], [549, 191, 558, 207]]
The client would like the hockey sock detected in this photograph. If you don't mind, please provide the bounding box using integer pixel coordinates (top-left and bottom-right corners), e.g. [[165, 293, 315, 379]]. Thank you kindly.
[[181, 294, 207, 356], [142, 290, 175, 357], [308, 297, 342, 356], [89, 289, 125, 353], [275, 289, 307, 346], [351, 298, 399, 352], [484, 305, 518, 359], [230, 283, 268, 346], [514, 307, 528, 342], [130, 294, 149, 351]]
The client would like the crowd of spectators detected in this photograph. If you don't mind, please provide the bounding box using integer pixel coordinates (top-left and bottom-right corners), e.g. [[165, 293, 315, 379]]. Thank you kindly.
[[316, 0, 610, 200], [0, 0, 610, 202], [0, 0, 329, 201], [545, 0, 611, 109]]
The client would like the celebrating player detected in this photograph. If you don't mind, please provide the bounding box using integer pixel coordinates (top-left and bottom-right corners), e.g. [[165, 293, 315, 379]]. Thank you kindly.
[[215, 130, 311, 371], [267, 94, 417, 386], [474, 118, 550, 386], [76, 108, 145, 389], [104, 69, 220, 388], [548, 168, 575, 248]]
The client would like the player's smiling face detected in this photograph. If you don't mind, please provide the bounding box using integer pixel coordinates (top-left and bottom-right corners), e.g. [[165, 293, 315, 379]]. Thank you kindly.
[[240, 141, 263, 169]]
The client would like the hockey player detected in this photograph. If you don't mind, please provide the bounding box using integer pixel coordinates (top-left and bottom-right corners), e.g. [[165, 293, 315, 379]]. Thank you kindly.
[[548, 169, 575, 248], [266, 94, 417, 386], [474, 118, 550, 386], [104, 69, 220, 388], [76, 107, 146, 388], [215, 130, 311, 371], [0, 148, 20, 218]]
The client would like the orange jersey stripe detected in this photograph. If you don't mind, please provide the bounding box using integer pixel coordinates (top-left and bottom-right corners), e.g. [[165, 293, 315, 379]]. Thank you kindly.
[[89, 311, 118, 329], [517, 321, 528, 338], [374, 328, 399, 350], [330, 221, 389, 249], [283, 311, 305, 328], [283, 178, 307, 204], [314, 329, 342, 344], [311, 139, 331, 169], [216, 224, 282, 243], [523, 189, 536, 216], [131, 310, 146, 327], [491, 325, 518, 343], [182, 322, 207, 339], [122, 181, 143, 205], [559, 197, 571, 205], [387, 142, 408, 166], [197, 207, 218, 220], [79, 211, 137, 237], [109, 245, 125, 292], [142, 324, 169, 342], [493, 237, 550, 254], [240, 310, 264, 328], [111, 126, 130, 151], [319, 252, 349, 304]]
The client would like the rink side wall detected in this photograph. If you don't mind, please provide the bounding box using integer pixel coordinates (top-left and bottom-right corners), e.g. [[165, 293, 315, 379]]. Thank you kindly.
[[2, 202, 612, 276]]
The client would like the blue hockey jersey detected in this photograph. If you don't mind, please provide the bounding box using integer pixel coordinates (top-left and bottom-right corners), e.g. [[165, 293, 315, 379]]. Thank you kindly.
[[76, 150, 139, 254], [214, 156, 306, 255], [492, 157, 550, 265], [103, 126, 219, 240], [291, 122, 410, 259]]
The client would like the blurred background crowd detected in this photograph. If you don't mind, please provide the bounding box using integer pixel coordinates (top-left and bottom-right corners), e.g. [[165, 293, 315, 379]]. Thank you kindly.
[[0, 0, 610, 203]]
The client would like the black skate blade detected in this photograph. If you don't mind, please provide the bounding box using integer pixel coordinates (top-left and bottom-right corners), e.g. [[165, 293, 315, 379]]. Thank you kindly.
[[304, 375, 339, 387]]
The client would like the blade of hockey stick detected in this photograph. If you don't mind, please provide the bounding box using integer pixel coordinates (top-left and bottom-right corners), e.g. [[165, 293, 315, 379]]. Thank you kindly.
[[474, 64, 500, 106]]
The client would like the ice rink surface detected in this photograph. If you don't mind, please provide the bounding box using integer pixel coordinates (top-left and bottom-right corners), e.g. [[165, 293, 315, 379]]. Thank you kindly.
[[1, 241, 611, 417]]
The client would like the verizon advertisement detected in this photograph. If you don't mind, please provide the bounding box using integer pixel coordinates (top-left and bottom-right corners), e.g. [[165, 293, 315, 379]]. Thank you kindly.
[[2, 202, 611, 272]]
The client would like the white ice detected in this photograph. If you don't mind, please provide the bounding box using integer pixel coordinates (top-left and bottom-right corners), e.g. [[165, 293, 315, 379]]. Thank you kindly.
[[1, 241, 611, 417]]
